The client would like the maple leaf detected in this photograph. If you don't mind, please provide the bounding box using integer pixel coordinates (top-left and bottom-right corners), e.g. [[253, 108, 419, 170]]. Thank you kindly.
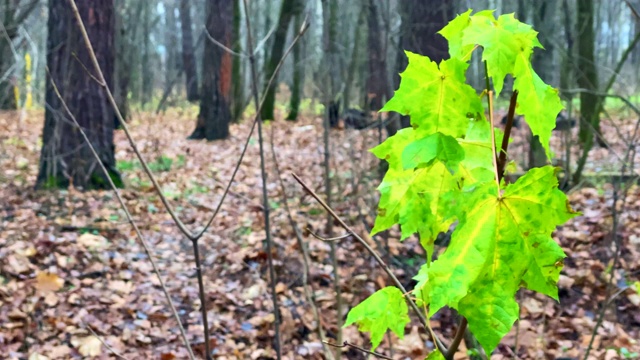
[[35, 271, 64, 293], [512, 56, 563, 158], [382, 52, 484, 138], [370, 128, 460, 260], [71, 336, 103, 357], [425, 166, 578, 352], [344, 286, 410, 350]]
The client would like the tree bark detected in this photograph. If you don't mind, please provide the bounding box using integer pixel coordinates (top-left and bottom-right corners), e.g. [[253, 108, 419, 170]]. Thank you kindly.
[[260, 0, 302, 120], [576, 0, 599, 146], [189, 0, 231, 140], [231, 0, 244, 122], [180, 0, 199, 102], [164, 0, 179, 99], [366, 0, 390, 112], [141, 1, 153, 107], [37, 0, 122, 190], [286, 12, 304, 121]]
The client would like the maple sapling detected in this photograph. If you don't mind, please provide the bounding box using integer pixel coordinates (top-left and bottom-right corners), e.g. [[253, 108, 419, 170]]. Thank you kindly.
[[343, 9, 579, 359]]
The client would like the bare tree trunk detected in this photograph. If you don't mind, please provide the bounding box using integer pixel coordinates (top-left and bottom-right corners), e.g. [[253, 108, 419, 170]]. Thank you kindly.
[[261, 0, 303, 120], [576, 0, 599, 145], [365, 0, 389, 111], [189, 0, 231, 140], [38, 0, 122, 190], [231, 0, 244, 121], [573, 0, 599, 184], [342, 7, 364, 111], [286, 12, 304, 121], [180, 0, 199, 102], [164, 0, 180, 99], [141, 1, 153, 107]]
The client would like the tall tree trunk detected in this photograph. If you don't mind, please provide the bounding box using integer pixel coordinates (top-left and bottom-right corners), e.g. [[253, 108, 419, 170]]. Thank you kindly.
[[164, 0, 179, 99], [180, 0, 199, 102], [141, 1, 153, 107], [402, 0, 452, 63], [189, 0, 231, 140], [231, 0, 244, 122], [342, 7, 364, 111], [38, 0, 122, 190], [286, 12, 303, 121], [260, 0, 302, 120], [576, 0, 599, 146], [366, 0, 390, 112], [529, 0, 557, 169]]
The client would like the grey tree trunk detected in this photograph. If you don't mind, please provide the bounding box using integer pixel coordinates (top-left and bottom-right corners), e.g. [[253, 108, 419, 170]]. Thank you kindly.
[[286, 12, 304, 121], [180, 0, 199, 102]]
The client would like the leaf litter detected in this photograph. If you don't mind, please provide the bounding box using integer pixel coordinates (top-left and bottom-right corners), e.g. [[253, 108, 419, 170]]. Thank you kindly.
[[0, 108, 639, 359]]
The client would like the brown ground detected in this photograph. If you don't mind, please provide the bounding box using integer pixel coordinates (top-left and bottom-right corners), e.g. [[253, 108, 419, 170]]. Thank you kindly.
[[1, 107, 639, 359]]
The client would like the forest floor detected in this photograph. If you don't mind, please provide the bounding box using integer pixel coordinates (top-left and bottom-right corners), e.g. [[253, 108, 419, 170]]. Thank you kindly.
[[1, 107, 639, 360]]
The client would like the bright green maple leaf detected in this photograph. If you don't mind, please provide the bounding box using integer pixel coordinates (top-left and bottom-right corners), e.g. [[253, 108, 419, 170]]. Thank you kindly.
[[426, 166, 578, 353], [344, 286, 410, 350], [382, 52, 484, 138], [371, 128, 460, 260], [513, 56, 563, 158], [426, 349, 446, 360], [402, 132, 465, 173]]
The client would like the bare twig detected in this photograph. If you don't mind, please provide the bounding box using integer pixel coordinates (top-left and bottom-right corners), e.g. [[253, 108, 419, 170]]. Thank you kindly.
[[48, 69, 195, 360], [242, 2, 309, 358], [85, 324, 129, 360], [445, 318, 468, 360], [308, 230, 351, 242], [323, 341, 392, 360], [205, 28, 247, 58], [269, 126, 335, 360], [497, 90, 519, 178], [292, 173, 449, 355]]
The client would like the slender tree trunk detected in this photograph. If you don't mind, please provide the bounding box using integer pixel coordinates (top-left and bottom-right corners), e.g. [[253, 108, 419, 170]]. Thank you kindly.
[[180, 0, 199, 102], [342, 6, 364, 111], [231, 0, 244, 122], [141, 1, 153, 107], [261, 0, 302, 120], [576, 0, 599, 145], [286, 12, 303, 121], [38, 0, 122, 190], [164, 0, 179, 98], [366, 0, 390, 112], [189, 0, 231, 140]]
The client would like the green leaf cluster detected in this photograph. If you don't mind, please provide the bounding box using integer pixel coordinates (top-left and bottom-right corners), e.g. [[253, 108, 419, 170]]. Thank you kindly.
[[344, 9, 578, 355]]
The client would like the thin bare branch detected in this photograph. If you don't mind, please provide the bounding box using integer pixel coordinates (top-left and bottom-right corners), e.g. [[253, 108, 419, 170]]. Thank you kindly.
[[85, 324, 129, 360], [308, 229, 351, 242], [204, 27, 247, 58], [48, 68, 195, 360], [269, 126, 335, 360], [323, 341, 392, 360]]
